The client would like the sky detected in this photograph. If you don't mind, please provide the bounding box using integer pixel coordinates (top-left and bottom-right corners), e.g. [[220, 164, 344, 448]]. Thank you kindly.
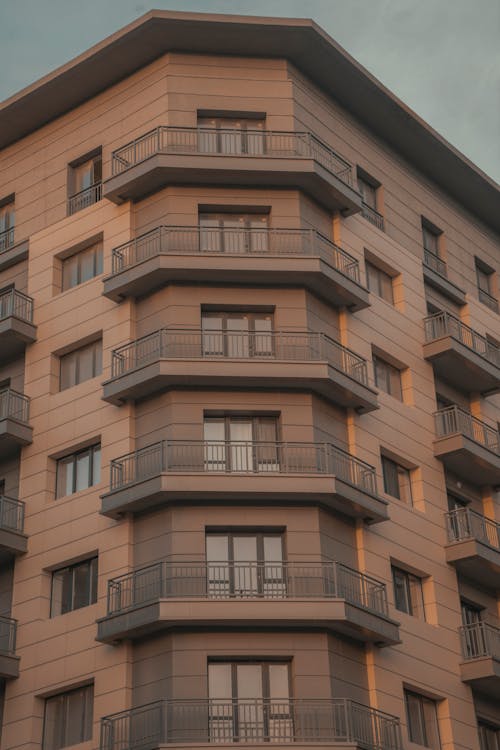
[[1, 0, 499, 182]]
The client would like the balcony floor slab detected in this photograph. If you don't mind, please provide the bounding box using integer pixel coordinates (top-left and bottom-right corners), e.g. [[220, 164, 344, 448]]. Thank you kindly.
[[434, 434, 500, 486], [460, 657, 500, 699], [0, 317, 37, 362], [445, 538, 500, 591], [0, 653, 19, 680], [423, 337, 500, 394], [0, 239, 29, 273]]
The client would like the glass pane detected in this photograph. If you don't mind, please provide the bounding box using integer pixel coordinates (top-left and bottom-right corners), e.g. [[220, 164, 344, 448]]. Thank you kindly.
[[226, 316, 249, 357], [204, 419, 226, 470], [208, 664, 234, 742], [60, 352, 77, 391], [423, 226, 439, 254], [73, 162, 93, 193], [406, 692, 425, 744], [237, 664, 263, 699], [382, 457, 399, 498], [80, 246, 96, 283], [269, 664, 290, 699], [207, 536, 230, 597], [360, 179, 377, 208], [263, 536, 283, 563], [95, 245, 103, 275], [206, 536, 229, 562], [422, 699, 441, 749], [57, 456, 74, 498], [229, 420, 253, 471], [73, 562, 91, 610], [77, 345, 94, 384], [92, 446, 101, 486], [253, 316, 273, 356], [208, 663, 232, 700], [44, 694, 65, 750], [393, 568, 409, 613], [233, 536, 258, 594], [51, 570, 65, 616], [397, 466, 412, 504], [389, 366, 402, 400], [75, 450, 91, 492], [90, 558, 98, 604], [202, 316, 224, 355], [409, 575, 425, 620], [94, 343, 102, 377], [62, 255, 79, 291], [379, 271, 394, 303]]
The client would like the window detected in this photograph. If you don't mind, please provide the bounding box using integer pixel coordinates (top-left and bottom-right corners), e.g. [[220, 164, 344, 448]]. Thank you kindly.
[[0, 198, 15, 252], [461, 600, 483, 626], [422, 221, 441, 257], [68, 150, 102, 215], [392, 566, 425, 619], [51, 557, 98, 616], [43, 684, 93, 750], [366, 261, 394, 303], [358, 176, 377, 210], [202, 311, 274, 358], [382, 456, 412, 503], [478, 721, 500, 750], [373, 354, 403, 400], [61, 242, 103, 291], [60, 340, 102, 390], [206, 532, 284, 597], [199, 212, 269, 253], [475, 258, 498, 312], [357, 170, 384, 229], [405, 690, 441, 749], [197, 116, 266, 155], [204, 415, 278, 472], [56, 444, 101, 498]]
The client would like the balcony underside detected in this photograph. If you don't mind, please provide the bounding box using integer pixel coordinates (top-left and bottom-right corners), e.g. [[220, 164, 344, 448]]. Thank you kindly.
[[0, 317, 37, 362], [445, 539, 500, 591], [102, 154, 363, 216], [422, 265, 467, 306], [0, 653, 19, 680], [103, 254, 370, 311], [97, 597, 400, 646], [101, 473, 388, 524], [0, 528, 27, 561], [102, 360, 379, 414], [131, 743, 361, 750], [434, 434, 500, 486], [460, 658, 500, 699], [0, 239, 29, 273], [423, 337, 500, 394], [0, 419, 33, 457]]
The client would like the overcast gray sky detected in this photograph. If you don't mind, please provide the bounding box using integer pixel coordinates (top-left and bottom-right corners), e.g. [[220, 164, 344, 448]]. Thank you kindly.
[[1, 0, 499, 182]]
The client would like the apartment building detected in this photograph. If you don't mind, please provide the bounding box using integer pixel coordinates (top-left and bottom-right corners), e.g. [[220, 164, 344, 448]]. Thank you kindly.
[[0, 10, 499, 750]]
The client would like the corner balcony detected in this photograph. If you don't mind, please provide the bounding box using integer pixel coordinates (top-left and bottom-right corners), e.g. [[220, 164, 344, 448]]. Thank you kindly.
[[102, 329, 378, 413], [445, 508, 500, 590], [103, 227, 369, 311], [0, 496, 27, 559], [459, 623, 500, 699], [423, 312, 500, 394], [0, 616, 19, 679], [100, 698, 402, 750], [0, 228, 29, 273], [434, 406, 500, 486], [103, 127, 362, 216], [96, 559, 399, 646], [100, 440, 388, 524], [422, 251, 466, 306], [0, 289, 37, 362], [0, 389, 33, 456]]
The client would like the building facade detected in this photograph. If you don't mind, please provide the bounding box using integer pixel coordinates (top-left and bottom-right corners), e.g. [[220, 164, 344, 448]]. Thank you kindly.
[[0, 10, 499, 750]]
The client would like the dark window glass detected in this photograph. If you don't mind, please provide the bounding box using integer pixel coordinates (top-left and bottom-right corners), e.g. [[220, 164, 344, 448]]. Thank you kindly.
[[382, 456, 412, 503], [56, 445, 101, 498], [61, 243, 103, 291], [51, 558, 98, 616], [43, 684, 93, 750], [358, 177, 377, 209], [405, 690, 441, 749], [478, 721, 500, 750], [60, 341, 102, 390], [366, 261, 394, 303], [373, 355, 403, 400], [422, 224, 440, 256], [392, 566, 425, 619]]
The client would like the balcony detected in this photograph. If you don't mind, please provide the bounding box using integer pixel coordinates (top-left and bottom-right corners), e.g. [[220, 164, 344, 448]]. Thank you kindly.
[[423, 312, 500, 394], [459, 623, 500, 699], [0, 616, 19, 679], [0, 289, 37, 362], [103, 329, 378, 413], [434, 406, 500, 486], [361, 202, 385, 231], [103, 227, 369, 311], [0, 496, 27, 559], [0, 229, 28, 273], [100, 697, 402, 750], [101, 440, 388, 524], [67, 182, 102, 215], [445, 508, 500, 590], [422, 251, 466, 306], [96, 559, 399, 646], [479, 288, 499, 313], [103, 127, 362, 215], [0, 389, 33, 456]]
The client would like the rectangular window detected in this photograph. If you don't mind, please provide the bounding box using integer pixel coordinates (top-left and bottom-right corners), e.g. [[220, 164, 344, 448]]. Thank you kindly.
[[199, 212, 269, 253], [382, 456, 412, 503], [357, 171, 384, 229], [197, 116, 266, 155], [51, 558, 98, 616], [392, 566, 425, 619], [475, 259, 498, 311], [60, 340, 102, 390], [478, 721, 500, 750], [422, 222, 441, 257], [358, 176, 377, 210], [0, 199, 15, 252], [405, 690, 441, 749], [366, 261, 394, 303], [202, 311, 274, 358], [68, 150, 102, 215], [61, 242, 103, 291], [56, 444, 101, 498], [204, 415, 278, 472], [43, 684, 93, 750], [373, 354, 403, 400], [206, 531, 284, 597]]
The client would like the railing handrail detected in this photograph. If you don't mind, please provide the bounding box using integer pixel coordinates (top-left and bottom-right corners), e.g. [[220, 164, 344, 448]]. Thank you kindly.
[[0, 226, 15, 251], [423, 248, 448, 277], [445, 506, 500, 548], [434, 405, 499, 452], [0, 615, 17, 655], [0, 495, 25, 533], [0, 288, 34, 323], [67, 181, 102, 200], [424, 310, 500, 362], [0, 388, 30, 423], [459, 621, 500, 660]]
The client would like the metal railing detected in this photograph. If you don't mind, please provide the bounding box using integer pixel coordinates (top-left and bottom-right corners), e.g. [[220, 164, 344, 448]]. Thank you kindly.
[[423, 249, 447, 278], [0, 227, 15, 253], [0, 389, 30, 424], [111, 126, 353, 185], [0, 288, 34, 323], [435, 406, 499, 453], [0, 616, 17, 656], [424, 311, 500, 368], [361, 202, 385, 231], [109, 329, 369, 385], [445, 507, 500, 549], [479, 288, 499, 313], [67, 182, 102, 215], [0, 496, 25, 534], [109, 440, 378, 497], [109, 225, 361, 284], [100, 697, 402, 749], [460, 622, 500, 662], [106, 559, 389, 617]]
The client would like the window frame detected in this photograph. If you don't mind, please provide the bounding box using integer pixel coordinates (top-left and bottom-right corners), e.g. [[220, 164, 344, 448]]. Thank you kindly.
[[404, 690, 441, 749], [50, 557, 98, 617], [373, 354, 403, 400], [68, 151, 102, 199], [56, 444, 101, 499], [365, 260, 394, 304], [59, 340, 102, 391], [43, 684, 94, 750], [382, 456, 412, 503], [392, 565, 425, 620], [421, 220, 442, 258], [61, 242, 103, 292]]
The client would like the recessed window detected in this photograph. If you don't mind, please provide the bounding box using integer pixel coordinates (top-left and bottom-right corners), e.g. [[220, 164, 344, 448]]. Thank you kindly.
[[405, 690, 441, 749], [206, 531, 284, 597], [392, 565, 425, 619], [478, 721, 500, 750], [202, 311, 274, 357], [60, 340, 102, 390], [0, 197, 15, 252], [475, 258, 498, 312], [68, 149, 102, 215], [373, 354, 403, 400], [51, 557, 98, 616], [382, 456, 412, 503], [197, 116, 266, 155], [204, 415, 278, 472], [357, 169, 384, 230], [61, 241, 103, 291], [56, 444, 101, 498], [43, 684, 93, 750], [199, 212, 269, 253], [421, 220, 441, 257], [366, 261, 394, 303]]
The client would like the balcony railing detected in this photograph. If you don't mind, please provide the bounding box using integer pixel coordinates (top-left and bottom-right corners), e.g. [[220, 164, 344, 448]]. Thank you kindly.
[[67, 182, 102, 215], [445, 507, 500, 550], [111, 126, 353, 185], [0, 496, 25, 534], [435, 406, 499, 453], [360, 203, 384, 231], [100, 697, 402, 749], [479, 288, 499, 313], [110, 329, 369, 385], [106, 559, 389, 618], [423, 249, 447, 278], [0, 389, 30, 423], [424, 311, 500, 368], [0, 288, 34, 324], [0, 616, 16, 656], [109, 440, 378, 496], [110, 226, 361, 283], [460, 622, 500, 662], [0, 227, 15, 253]]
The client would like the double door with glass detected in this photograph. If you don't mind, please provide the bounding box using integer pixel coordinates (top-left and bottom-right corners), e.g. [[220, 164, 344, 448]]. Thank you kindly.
[[199, 212, 269, 254], [203, 416, 279, 473], [197, 117, 266, 155], [202, 312, 274, 359]]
